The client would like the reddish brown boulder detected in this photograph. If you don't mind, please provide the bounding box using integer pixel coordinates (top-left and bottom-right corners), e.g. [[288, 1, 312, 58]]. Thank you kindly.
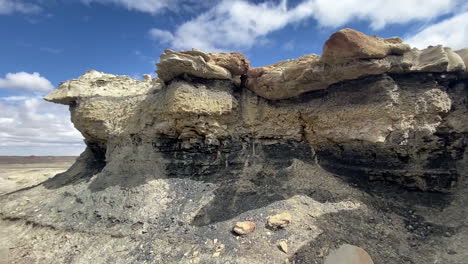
[[321, 28, 410, 63], [209, 52, 250, 75]]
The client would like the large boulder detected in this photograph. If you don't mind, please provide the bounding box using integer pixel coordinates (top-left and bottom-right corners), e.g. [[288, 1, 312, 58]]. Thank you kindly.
[[208, 52, 250, 75], [324, 244, 374, 264], [321, 28, 410, 63], [156, 49, 250, 82]]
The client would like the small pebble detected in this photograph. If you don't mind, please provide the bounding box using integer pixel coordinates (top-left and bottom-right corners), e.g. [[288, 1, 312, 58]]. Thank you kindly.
[[233, 221, 256, 235]]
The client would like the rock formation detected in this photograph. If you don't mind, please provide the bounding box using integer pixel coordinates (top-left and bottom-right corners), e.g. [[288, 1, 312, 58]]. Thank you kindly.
[[1, 29, 468, 264]]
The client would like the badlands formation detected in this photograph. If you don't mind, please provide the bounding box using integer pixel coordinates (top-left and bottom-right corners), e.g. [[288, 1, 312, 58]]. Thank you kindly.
[[1, 29, 468, 263]]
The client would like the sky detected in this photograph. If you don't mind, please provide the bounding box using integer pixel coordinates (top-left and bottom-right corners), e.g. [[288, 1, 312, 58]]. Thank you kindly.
[[0, 0, 467, 156]]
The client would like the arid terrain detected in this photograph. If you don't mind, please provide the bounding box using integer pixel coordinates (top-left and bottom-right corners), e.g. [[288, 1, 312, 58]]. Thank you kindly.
[[0, 156, 77, 195], [0, 29, 467, 263]]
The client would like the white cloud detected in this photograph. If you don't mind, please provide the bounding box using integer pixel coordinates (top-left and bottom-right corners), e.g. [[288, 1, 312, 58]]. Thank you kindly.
[[149, 28, 174, 44], [312, 0, 459, 30], [0, 96, 85, 156], [0, 0, 41, 15], [82, 0, 217, 14], [150, 0, 314, 52], [149, 0, 463, 52], [406, 11, 468, 50], [0, 72, 54, 92], [82, 0, 171, 14]]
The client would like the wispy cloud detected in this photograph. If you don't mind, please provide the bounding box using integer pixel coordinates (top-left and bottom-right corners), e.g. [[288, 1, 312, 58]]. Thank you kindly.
[[406, 11, 468, 50], [149, 0, 463, 52], [0, 72, 54, 92], [81, 0, 217, 14], [0, 0, 42, 15]]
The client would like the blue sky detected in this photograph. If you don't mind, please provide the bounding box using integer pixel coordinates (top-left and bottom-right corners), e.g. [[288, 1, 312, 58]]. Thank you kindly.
[[0, 0, 467, 156]]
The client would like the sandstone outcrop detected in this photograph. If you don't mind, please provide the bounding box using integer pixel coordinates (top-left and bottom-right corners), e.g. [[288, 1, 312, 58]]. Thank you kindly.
[[321, 28, 410, 63], [455, 48, 468, 67], [1, 29, 467, 264], [35, 29, 468, 193], [245, 28, 465, 100], [156, 49, 250, 83], [45, 70, 162, 105]]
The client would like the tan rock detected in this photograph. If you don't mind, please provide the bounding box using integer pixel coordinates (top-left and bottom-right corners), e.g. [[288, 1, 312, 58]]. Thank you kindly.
[[208, 52, 250, 75], [321, 28, 410, 63], [143, 74, 152, 80], [232, 221, 256, 235], [267, 212, 292, 228], [246, 29, 464, 100], [278, 241, 288, 253], [455, 48, 468, 71], [158, 80, 237, 116], [247, 53, 392, 100], [403, 46, 466, 72], [45, 70, 159, 105], [324, 244, 374, 264], [157, 49, 232, 82]]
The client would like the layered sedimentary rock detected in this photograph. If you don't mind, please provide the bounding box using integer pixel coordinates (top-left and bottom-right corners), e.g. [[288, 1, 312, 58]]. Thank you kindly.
[[42, 29, 467, 192], [1, 29, 468, 264], [247, 29, 465, 100]]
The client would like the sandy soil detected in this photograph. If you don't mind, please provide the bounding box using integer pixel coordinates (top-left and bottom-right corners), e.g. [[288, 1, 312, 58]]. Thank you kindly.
[[0, 156, 77, 195]]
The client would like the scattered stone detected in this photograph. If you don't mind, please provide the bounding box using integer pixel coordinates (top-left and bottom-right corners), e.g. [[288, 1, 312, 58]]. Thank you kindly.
[[233, 221, 256, 235], [213, 243, 224, 257], [278, 241, 288, 254], [324, 244, 374, 264], [268, 212, 292, 229]]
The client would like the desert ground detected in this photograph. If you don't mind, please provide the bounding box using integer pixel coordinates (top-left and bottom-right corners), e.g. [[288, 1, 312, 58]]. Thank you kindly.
[[0, 156, 77, 195]]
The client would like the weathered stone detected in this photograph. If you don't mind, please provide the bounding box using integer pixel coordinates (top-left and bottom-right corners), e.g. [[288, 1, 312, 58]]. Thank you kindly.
[[208, 52, 250, 75], [455, 48, 468, 71], [324, 244, 374, 264], [157, 49, 232, 82], [2, 27, 468, 264], [247, 54, 393, 100], [268, 212, 292, 228], [321, 28, 410, 63], [278, 241, 288, 253], [156, 49, 250, 83], [403, 46, 466, 72], [246, 29, 466, 100], [44, 70, 160, 105], [233, 221, 256, 235]]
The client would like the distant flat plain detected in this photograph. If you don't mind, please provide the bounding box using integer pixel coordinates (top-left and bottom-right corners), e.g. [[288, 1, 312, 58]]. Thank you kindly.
[[0, 156, 76, 195]]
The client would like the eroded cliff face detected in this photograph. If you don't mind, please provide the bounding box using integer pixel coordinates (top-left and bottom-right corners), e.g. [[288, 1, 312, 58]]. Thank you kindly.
[[44, 29, 468, 192], [1, 29, 468, 264]]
